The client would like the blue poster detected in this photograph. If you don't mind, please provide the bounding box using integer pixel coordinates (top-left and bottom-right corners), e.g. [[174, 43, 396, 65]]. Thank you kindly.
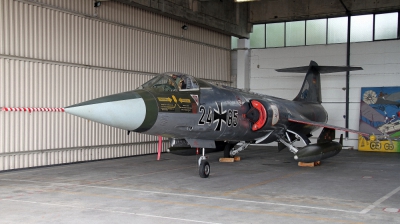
[[359, 86, 400, 152]]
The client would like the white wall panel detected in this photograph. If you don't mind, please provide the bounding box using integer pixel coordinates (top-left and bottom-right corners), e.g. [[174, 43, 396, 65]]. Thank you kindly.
[[247, 40, 400, 148]]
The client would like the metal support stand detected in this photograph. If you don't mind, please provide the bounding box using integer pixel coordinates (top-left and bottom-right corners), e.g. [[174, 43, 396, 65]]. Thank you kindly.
[[277, 136, 299, 154]]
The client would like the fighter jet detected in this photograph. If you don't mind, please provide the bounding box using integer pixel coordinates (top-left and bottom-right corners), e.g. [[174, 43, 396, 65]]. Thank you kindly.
[[64, 61, 367, 178]]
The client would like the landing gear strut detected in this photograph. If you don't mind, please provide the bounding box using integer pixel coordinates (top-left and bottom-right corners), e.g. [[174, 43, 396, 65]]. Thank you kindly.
[[224, 141, 250, 157], [276, 130, 309, 155], [198, 148, 210, 178]]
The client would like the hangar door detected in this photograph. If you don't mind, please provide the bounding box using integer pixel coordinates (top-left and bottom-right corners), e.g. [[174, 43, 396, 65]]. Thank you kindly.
[[0, 0, 231, 170]]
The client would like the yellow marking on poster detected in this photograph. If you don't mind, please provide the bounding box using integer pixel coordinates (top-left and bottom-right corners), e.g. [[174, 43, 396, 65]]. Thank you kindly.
[[358, 135, 399, 152]]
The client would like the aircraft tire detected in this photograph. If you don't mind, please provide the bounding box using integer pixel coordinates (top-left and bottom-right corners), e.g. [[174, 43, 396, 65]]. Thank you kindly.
[[223, 143, 233, 158], [199, 161, 210, 178]]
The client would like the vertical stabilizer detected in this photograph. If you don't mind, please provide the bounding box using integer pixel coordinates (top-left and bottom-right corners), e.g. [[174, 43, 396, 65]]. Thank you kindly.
[[294, 61, 322, 103], [276, 61, 322, 103], [276, 61, 363, 104]]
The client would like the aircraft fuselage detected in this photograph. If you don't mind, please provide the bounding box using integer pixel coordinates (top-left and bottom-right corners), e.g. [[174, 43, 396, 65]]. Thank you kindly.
[[140, 84, 327, 143]]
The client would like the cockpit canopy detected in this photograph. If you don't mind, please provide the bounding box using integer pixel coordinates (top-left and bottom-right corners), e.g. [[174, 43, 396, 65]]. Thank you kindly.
[[139, 73, 209, 92]]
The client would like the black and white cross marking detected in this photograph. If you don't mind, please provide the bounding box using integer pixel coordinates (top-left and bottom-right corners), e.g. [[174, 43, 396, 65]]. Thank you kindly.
[[198, 102, 238, 131], [213, 102, 227, 131]]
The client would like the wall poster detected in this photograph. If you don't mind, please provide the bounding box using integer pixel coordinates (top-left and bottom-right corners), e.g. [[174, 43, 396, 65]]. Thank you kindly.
[[358, 86, 400, 152]]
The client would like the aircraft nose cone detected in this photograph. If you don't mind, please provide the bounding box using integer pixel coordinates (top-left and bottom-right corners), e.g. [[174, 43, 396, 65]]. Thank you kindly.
[[65, 91, 156, 131]]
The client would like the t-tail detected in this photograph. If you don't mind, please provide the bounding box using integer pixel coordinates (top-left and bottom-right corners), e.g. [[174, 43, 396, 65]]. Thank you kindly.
[[276, 61, 363, 104]]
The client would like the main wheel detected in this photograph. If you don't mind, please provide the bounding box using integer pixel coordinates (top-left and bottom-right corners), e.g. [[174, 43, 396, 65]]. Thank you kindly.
[[199, 161, 210, 178], [224, 143, 232, 158], [223, 143, 234, 158]]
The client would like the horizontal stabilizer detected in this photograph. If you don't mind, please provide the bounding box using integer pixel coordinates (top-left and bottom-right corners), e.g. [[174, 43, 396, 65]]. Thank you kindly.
[[276, 64, 363, 74], [288, 117, 370, 137]]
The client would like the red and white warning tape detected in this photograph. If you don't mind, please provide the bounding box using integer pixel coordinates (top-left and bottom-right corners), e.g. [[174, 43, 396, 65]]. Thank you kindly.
[[1, 107, 65, 112]]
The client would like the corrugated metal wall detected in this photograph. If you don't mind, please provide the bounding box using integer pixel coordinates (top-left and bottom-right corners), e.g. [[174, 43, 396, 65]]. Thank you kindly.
[[0, 0, 231, 170]]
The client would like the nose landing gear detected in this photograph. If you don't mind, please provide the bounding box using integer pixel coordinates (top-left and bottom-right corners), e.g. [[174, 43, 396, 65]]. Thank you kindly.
[[198, 148, 210, 178]]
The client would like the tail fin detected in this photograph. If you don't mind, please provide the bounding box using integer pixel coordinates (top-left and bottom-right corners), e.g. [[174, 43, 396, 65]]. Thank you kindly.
[[317, 127, 335, 144], [276, 61, 362, 104]]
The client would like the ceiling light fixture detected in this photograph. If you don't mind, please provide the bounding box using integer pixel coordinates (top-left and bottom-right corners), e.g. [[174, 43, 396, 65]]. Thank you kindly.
[[94, 1, 101, 7]]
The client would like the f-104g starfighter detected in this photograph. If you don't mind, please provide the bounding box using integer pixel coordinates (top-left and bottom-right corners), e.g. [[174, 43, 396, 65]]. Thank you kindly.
[[64, 61, 367, 178]]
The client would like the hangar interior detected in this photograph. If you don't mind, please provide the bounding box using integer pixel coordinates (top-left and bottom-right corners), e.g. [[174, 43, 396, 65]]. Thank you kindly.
[[1, 0, 400, 223], [1, 0, 399, 170]]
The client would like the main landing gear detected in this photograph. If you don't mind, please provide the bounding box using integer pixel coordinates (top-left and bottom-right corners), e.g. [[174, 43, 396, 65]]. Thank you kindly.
[[198, 148, 210, 178], [224, 141, 250, 158]]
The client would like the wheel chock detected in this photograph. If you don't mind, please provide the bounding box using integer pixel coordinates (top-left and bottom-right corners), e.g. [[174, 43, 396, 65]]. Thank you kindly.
[[298, 161, 321, 167], [219, 158, 234, 162], [234, 156, 241, 162]]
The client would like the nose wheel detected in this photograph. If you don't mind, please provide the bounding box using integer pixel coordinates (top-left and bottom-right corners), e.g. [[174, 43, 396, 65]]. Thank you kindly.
[[199, 160, 210, 178], [198, 148, 210, 178]]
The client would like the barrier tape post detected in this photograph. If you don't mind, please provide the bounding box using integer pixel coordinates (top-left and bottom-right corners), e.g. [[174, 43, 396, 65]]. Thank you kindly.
[[157, 136, 162, 161]]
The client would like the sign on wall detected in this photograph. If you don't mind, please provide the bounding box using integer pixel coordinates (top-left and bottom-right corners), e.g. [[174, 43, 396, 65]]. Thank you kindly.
[[358, 86, 400, 152]]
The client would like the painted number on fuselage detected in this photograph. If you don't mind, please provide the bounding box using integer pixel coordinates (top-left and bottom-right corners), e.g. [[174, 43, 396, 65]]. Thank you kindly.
[[198, 102, 238, 131], [227, 110, 238, 127]]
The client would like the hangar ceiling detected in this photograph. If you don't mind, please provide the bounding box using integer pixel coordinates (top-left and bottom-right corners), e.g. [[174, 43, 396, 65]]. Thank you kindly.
[[113, 0, 400, 38]]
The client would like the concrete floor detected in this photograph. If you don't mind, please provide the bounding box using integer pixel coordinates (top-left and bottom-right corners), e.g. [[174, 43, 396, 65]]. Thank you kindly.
[[0, 146, 399, 224]]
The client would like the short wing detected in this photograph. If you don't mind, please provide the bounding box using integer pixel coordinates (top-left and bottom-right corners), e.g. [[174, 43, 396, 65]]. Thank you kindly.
[[288, 117, 370, 137]]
